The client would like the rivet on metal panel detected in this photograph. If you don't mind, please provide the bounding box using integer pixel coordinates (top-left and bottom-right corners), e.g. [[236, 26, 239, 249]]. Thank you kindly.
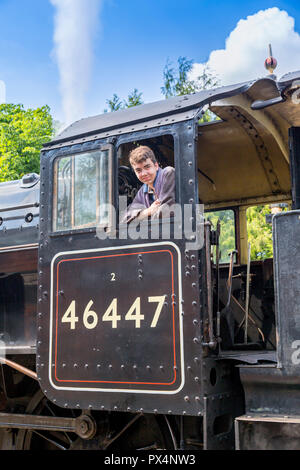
[[193, 337, 200, 344], [127, 407, 131, 411], [195, 396, 200, 402], [195, 376, 200, 382], [189, 198, 194, 203], [74, 363, 78, 368], [187, 366, 192, 371], [84, 364, 89, 369], [193, 319, 198, 325], [154, 409, 158, 414], [192, 283, 196, 288], [64, 404, 68, 408], [168, 410, 172, 414], [184, 396, 190, 402]]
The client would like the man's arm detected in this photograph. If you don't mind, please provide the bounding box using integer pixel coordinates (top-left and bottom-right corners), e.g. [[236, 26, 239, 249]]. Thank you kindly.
[[152, 166, 175, 219]]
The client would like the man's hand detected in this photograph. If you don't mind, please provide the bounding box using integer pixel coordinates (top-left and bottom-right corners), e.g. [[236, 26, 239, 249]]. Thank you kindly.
[[139, 199, 161, 219]]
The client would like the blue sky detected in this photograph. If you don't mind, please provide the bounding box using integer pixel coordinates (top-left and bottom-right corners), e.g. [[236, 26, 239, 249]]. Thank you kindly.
[[0, 0, 300, 124]]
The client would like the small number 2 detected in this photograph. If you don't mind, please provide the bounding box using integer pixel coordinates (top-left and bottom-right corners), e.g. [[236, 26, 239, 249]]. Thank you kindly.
[[111, 273, 116, 281]]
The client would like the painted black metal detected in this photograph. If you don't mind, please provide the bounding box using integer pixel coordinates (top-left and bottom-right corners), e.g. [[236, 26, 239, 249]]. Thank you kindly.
[[3, 72, 300, 448], [289, 127, 300, 209], [0, 175, 40, 248], [37, 120, 208, 416]]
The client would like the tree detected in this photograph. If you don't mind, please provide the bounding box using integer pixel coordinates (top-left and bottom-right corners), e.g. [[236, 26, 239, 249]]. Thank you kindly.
[[0, 103, 54, 182], [161, 56, 219, 98], [161, 57, 219, 123], [104, 89, 143, 113]]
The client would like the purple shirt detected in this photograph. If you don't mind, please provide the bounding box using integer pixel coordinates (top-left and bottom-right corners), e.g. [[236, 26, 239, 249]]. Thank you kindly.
[[123, 166, 175, 222]]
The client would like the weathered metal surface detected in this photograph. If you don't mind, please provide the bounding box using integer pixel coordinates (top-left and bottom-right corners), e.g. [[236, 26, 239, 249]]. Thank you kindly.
[[235, 414, 300, 450], [0, 174, 40, 248], [0, 412, 96, 439]]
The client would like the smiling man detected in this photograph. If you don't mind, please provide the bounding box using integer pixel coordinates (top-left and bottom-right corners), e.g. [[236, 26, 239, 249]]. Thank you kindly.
[[123, 145, 175, 222]]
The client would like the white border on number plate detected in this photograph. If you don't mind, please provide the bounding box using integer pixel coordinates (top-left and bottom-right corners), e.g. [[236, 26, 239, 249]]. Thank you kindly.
[[48, 241, 185, 394]]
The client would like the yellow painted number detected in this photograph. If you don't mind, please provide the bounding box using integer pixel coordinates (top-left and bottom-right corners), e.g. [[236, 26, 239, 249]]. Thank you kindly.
[[148, 296, 166, 327], [102, 298, 120, 328], [61, 296, 167, 330], [125, 297, 144, 328], [61, 300, 78, 330]]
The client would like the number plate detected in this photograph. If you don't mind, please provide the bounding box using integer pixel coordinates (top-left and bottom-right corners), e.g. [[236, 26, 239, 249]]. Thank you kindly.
[[49, 242, 184, 394]]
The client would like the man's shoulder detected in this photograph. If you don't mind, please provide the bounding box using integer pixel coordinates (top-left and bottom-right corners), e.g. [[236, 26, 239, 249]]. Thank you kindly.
[[161, 166, 175, 176]]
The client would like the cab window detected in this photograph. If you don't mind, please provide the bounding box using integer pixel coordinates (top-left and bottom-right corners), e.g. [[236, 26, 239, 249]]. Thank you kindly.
[[53, 148, 112, 231]]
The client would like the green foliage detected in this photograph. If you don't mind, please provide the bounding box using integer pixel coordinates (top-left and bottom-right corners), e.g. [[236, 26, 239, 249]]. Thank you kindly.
[[246, 205, 275, 260], [0, 103, 54, 182], [126, 89, 144, 108], [161, 56, 219, 98], [104, 89, 143, 113], [206, 209, 236, 263]]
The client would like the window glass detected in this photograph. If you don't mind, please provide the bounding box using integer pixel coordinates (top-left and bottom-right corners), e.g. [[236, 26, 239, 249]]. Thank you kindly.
[[54, 149, 111, 231], [205, 209, 236, 263]]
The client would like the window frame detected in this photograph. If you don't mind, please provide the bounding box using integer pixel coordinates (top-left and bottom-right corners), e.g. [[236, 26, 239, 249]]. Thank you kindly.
[[52, 144, 113, 233], [204, 206, 238, 264]]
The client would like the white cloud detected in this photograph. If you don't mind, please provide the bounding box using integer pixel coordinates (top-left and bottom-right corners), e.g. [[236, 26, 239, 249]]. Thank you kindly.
[[50, 0, 102, 125], [190, 7, 300, 86], [0, 81, 5, 104]]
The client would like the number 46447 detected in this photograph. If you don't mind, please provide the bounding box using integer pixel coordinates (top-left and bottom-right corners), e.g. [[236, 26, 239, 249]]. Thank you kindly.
[[61, 296, 166, 330]]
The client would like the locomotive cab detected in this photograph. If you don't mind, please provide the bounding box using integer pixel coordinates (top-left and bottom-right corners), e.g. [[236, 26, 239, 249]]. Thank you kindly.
[[36, 70, 300, 448]]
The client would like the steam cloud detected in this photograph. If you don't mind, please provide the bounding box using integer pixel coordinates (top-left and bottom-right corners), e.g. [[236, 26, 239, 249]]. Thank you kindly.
[[189, 8, 300, 86], [50, 0, 102, 125]]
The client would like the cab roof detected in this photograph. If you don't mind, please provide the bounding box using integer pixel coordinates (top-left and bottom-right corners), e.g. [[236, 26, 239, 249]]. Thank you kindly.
[[44, 71, 300, 150]]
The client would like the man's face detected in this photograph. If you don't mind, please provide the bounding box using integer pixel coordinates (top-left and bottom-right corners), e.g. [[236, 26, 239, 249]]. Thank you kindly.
[[131, 158, 159, 187]]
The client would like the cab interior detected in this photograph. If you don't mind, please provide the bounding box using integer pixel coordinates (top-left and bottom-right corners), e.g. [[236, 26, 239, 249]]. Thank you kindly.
[[196, 82, 300, 353]]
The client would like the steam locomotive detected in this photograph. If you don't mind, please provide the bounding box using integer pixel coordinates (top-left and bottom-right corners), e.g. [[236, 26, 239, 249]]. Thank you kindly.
[[1, 65, 300, 450]]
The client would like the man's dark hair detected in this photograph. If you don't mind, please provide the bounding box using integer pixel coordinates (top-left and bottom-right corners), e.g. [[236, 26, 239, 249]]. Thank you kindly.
[[129, 145, 157, 165]]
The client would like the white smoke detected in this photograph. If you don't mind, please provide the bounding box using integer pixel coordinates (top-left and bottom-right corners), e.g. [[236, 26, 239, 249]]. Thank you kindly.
[[50, 0, 102, 125], [189, 7, 300, 86], [0, 80, 6, 104]]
